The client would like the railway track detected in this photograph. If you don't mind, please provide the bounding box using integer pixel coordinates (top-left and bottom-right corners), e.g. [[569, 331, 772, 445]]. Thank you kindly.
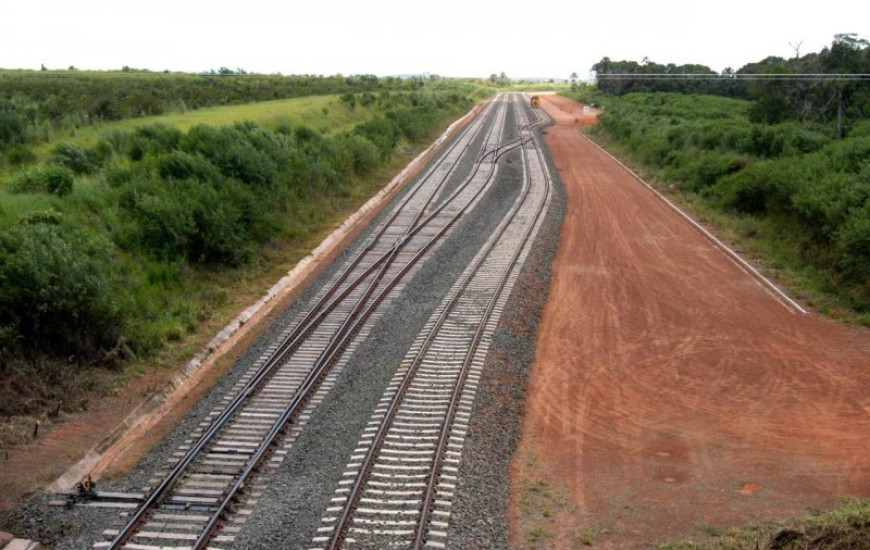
[[310, 95, 552, 550], [94, 93, 553, 550]]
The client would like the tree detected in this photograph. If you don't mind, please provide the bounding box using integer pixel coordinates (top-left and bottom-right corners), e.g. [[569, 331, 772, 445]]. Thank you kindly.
[[822, 34, 870, 137]]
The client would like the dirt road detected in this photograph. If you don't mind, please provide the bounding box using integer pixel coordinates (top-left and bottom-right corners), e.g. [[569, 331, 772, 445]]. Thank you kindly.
[[510, 94, 870, 548]]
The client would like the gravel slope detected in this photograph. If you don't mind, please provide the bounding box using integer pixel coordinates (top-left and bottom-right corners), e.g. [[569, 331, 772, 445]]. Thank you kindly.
[[447, 114, 565, 550]]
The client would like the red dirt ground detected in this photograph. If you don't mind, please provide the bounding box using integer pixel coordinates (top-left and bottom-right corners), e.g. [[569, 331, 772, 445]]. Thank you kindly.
[[510, 94, 870, 548]]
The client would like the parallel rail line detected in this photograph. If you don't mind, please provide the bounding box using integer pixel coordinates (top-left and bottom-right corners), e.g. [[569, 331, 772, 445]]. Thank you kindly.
[[313, 94, 553, 550], [98, 94, 530, 550]]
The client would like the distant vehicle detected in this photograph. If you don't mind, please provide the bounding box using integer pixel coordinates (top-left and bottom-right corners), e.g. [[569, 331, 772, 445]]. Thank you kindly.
[[530, 95, 541, 108]]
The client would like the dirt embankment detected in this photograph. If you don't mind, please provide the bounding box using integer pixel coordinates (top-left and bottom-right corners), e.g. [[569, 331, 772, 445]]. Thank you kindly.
[[510, 94, 870, 548]]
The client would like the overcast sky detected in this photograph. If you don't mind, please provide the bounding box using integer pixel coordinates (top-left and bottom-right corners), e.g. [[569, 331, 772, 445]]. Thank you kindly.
[[2, 0, 868, 79]]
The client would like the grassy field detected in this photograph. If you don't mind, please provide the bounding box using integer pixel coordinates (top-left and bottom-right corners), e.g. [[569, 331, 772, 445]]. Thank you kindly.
[[20, 94, 379, 164], [1, 95, 366, 227]]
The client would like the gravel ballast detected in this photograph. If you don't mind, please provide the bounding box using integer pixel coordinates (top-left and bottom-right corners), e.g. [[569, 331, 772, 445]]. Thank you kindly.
[[447, 115, 565, 550], [8, 97, 566, 550]]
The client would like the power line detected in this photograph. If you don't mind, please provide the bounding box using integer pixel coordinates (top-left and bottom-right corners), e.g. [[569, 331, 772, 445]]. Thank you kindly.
[[596, 73, 870, 81]]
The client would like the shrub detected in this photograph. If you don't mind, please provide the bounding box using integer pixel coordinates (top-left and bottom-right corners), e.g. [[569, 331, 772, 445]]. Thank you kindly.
[[127, 124, 182, 160], [181, 124, 276, 187], [157, 150, 221, 181], [0, 110, 26, 148], [666, 151, 747, 191], [836, 202, 870, 290], [0, 223, 123, 360], [122, 173, 264, 265], [825, 136, 870, 173], [51, 142, 95, 174], [713, 160, 800, 215], [355, 116, 400, 158], [339, 134, 380, 174], [133, 123, 182, 150], [848, 120, 870, 138], [782, 124, 830, 155], [792, 171, 869, 242], [341, 92, 357, 109], [387, 107, 435, 142], [87, 138, 115, 166], [11, 165, 75, 196], [19, 209, 63, 225], [102, 129, 128, 154], [101, 162, 134, 187], [6, 145, 37, 166]]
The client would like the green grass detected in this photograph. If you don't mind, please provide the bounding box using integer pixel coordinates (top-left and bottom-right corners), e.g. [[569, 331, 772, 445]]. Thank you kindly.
[[658, 500, 870, 550], [21, 95, 377, 164]]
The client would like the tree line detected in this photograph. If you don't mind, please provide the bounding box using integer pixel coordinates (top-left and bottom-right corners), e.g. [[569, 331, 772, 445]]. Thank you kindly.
[[0, 71, 427, 166], [592, 34, 870, 136]]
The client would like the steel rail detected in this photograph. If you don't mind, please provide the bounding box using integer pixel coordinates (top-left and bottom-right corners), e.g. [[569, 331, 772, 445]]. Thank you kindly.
[[192, 151, 504, 549], [185, 98, 512, 550], [325, 94, 551, 550], [105, 98, 502, 550], [413, 99, 552, 549]]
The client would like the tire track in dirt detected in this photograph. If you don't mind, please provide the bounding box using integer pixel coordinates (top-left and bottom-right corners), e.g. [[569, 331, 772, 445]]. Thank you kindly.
[[510, 94, 870, 549]]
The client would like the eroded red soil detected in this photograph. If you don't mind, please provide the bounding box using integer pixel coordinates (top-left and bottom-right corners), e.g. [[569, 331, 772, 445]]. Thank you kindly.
[[510, 94, 870, 548]]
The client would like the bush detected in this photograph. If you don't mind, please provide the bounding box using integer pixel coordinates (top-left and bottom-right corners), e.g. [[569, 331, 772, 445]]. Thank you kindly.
[[339, 134, 380, 174], [19, 209, 63, 225], [826, 136, 870, 173], [122, 172, 266, 265], [127, 124, 182, 160], [792, 170, 868, 242], [665, 151, 747, 191], [836, 202, 870, 291], [102, 129, 128, 154], [355, 116, 400, 158], [157, 149, 221, 181], [11, 165, 75, 196], [0, 110, 26, 148], [387, 107, 437, 142], [181, 125, 276, 187], [87, 139, 115, 166], [6, 145, 37, 166], [715, 162, 798, 214], [0, 224, 123, 360], [51, 142, 95, 174], [101, 162, 133, 187]]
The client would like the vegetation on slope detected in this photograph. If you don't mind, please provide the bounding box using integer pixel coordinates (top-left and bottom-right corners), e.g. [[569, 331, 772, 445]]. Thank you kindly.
[[593, 33, 870, 139], [566, 36, 870, 550], [0, 72, 421, 159], [658, 499, 870, 550], [569, 35, 870, 323], [0, 80, 485, 433]]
